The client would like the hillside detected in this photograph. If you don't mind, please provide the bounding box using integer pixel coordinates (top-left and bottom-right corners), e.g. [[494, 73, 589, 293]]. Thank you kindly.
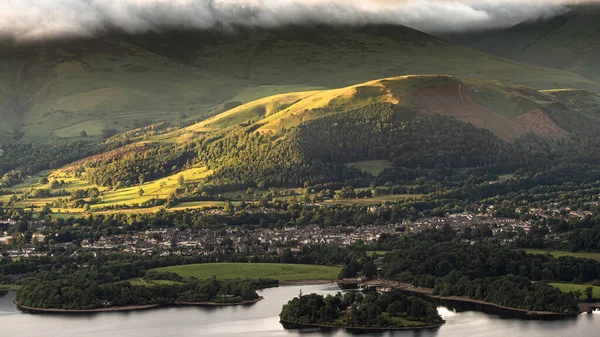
[[4, 74, 600, 216], [0, 24, 598, 144], [470, 4, 600, 84], [157, 75, 592, 143]]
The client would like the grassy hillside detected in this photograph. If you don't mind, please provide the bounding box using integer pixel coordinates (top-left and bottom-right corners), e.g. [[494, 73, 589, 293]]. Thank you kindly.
[[1, 24, 597, 144], [470, 4, 600, 84], [166, 75, 573, 141], [4, 75, 600, 216]]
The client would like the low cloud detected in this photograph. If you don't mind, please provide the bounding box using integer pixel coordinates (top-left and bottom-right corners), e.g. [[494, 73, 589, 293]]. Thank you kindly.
[[0, 0, 592, 42]]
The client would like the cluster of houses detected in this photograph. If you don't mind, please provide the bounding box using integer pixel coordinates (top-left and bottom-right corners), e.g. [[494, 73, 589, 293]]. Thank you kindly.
[[77, 223, 399, 256], [404, 213, 532, 235], [1, 201, 594, 258]]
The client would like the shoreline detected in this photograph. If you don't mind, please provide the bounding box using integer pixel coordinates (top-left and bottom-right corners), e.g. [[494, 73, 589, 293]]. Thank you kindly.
[[13, 297, 263, 314], [279, 319, 445, 331], [366, 281, 580, 317]]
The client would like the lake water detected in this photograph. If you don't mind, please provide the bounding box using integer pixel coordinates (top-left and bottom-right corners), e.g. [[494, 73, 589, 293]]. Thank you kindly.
[[1, 284, 599, 337]]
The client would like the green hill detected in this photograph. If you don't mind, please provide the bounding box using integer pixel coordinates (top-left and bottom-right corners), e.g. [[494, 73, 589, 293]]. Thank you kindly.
[[0, 24, 597, 144], [470, 4, 600, 84], [45, 75, 600, 189], [155, 75, 598, 143], [3, 74, 600, 213]]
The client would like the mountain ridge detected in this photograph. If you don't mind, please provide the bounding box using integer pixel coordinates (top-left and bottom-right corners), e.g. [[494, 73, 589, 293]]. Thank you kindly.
[[0, 24, 597, 144]]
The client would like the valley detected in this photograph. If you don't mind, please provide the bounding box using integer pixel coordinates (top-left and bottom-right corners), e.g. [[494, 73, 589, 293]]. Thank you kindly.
[[3, 3, 600, 333]]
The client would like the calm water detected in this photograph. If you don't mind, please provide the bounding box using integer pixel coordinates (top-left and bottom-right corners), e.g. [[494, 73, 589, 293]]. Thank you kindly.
[[1, 284, 599, 337]]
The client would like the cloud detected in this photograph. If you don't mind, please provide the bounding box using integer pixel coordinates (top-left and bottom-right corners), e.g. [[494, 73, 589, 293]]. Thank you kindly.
[[0, 0, 590, 42]]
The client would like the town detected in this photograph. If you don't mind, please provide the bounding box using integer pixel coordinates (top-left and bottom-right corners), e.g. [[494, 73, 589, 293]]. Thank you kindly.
[[0, 210, 540, 259]]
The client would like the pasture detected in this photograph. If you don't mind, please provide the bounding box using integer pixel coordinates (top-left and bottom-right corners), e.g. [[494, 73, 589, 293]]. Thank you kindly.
[[151, 263, 341, 281], [523, 249, 600, 262], [549, 283, 600, 300]]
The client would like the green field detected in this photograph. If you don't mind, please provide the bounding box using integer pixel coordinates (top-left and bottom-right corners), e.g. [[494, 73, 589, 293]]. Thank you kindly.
[[523, 249, 600, 262], [0, 284, 22, 291], [549, 283, 600, 300], [125, 278, 183, 287], [366, 251, 391, 257], [327, 194, 423, 206], [346, 160, 393, 176], [151, 263, 341, 281]]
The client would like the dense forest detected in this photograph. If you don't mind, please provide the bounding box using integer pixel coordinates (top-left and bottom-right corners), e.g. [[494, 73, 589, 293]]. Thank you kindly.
[[17, 273, 266, 310], [0, 141, 100, 188], [280, 291, 443, 328], [373, 230, 591, 312], [12, 251, 278, 310]]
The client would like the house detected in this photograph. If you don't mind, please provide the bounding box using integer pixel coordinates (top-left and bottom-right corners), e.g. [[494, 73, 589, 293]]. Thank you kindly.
[[0, 236, 13, 245], [32, 233, 46, 243]]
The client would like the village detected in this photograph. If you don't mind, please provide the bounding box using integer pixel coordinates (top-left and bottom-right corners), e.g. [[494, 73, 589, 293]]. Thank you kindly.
[[0, 210, 540, 258]]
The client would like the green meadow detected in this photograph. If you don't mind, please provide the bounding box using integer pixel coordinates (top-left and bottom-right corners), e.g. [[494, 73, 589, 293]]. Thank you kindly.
[[151, 263, 341, 281]]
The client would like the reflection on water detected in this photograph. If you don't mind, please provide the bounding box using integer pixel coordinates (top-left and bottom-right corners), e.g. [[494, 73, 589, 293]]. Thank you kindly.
[[0, 284, 599, 337]]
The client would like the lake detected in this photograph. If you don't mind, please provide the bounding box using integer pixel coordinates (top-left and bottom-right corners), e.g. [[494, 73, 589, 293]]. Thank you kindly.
[[1, 283, 599, 337]]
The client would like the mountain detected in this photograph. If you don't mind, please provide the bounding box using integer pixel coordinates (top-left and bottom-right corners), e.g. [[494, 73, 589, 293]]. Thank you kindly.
[[0, 24, 597, 144], [469, 4, 600, 84], [57, 75, 600, 190], [3, 74, 600, 212]]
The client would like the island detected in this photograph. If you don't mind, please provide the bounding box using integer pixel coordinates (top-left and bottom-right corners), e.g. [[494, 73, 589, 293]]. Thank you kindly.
[[15, 271, 276, 312], [279, 291, 444, 331]]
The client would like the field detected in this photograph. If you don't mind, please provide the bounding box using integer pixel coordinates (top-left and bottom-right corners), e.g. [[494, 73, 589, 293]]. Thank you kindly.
[[125, 278, 183, 287], [0, 166, 213, 217], [523, 249, 600, 262], [549, 283, 600, 300], [366, 251, 391, 257], [151, 263, 341, 281], [326, 194, 424, 206], [346, 160, 393, 176], [0, 284, 22, 291]]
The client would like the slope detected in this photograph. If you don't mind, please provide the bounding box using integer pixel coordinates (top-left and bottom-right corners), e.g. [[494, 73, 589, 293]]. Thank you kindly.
[[166, 75, 573, 142], [0, 24, 598, 144], [62, 75, 600, 189], [0, 46, 21, 143], [5, 75, 600, 214], [470, 4, 600, 84]]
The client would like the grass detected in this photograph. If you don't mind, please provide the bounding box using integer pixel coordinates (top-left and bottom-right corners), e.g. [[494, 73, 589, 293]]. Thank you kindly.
[[326, 194, 423, 206], [366, 251, 391, 257], [549, 283, 600, 300], [465, 78, 549, 117], [124, 278, 183, 287], [346, 160, 393, 176], [151, 263, 341, 281], [522, 249, 600, 262], [3, 166, 213, 216], [0, 284, 22, 291]]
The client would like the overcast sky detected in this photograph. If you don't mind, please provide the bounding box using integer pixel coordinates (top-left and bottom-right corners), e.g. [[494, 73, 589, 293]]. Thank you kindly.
[[0, 0, 592, 41]]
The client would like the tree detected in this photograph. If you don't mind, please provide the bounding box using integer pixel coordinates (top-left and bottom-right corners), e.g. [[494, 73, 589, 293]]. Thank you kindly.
[[38, 177, 49, 185], [138, 187, 145, 197], [100, 128, 118, 139], [245, 188, 255, 199], [80, 131, 88, 138], [585, 287, 594, 302], [178, 174, 185, 186], [224, 201, 235, 215], [363, 261, 378, 279], [50, 180, 60, 189]]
